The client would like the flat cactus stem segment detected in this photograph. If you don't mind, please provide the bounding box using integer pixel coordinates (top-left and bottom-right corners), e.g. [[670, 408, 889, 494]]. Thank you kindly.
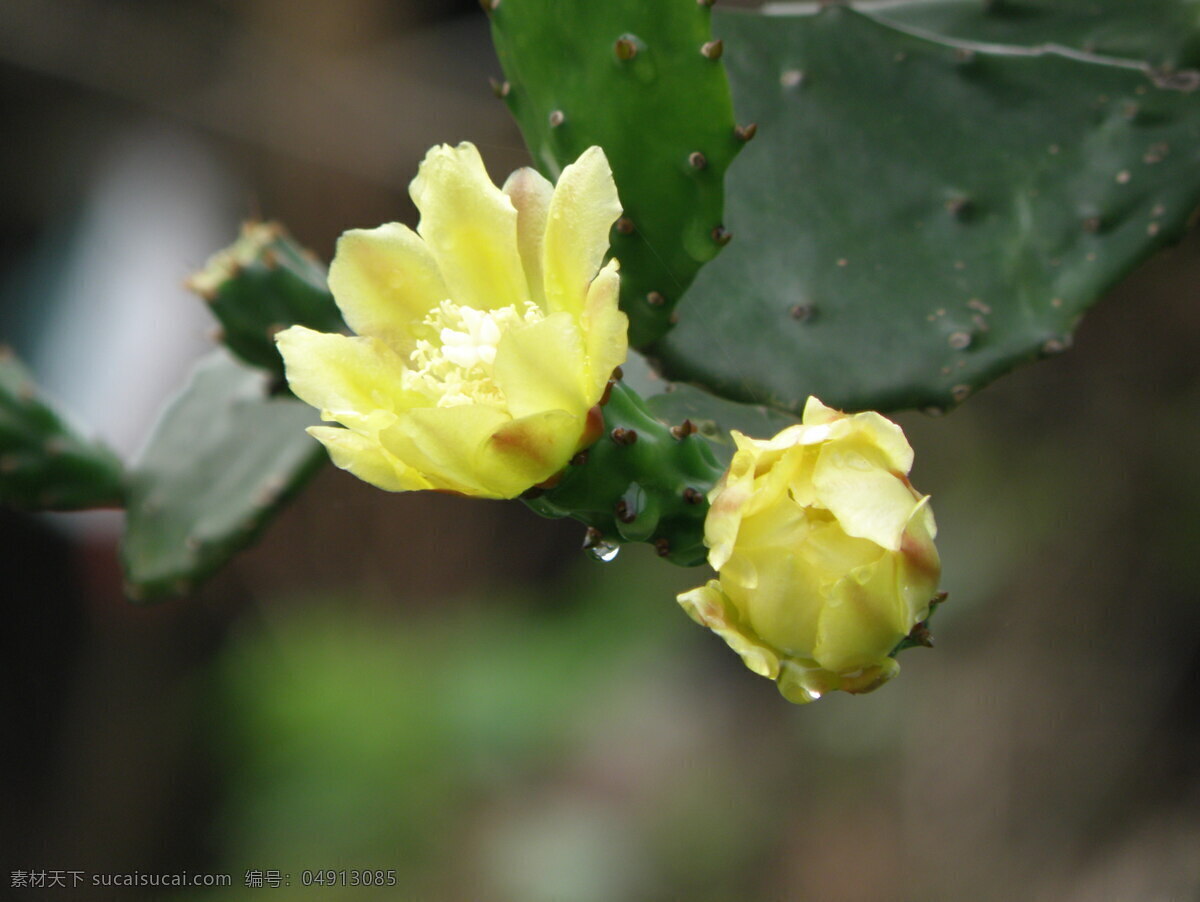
[[489, 0, 743, 347], [645, 383, 800, 469], [121, 350, 326, 602], [188, 221, 344, 381], [0, 347, 124, 511], [650, 6, 1200, 413], [847, 0, 1200, 71], [524, 381, 724, 567]]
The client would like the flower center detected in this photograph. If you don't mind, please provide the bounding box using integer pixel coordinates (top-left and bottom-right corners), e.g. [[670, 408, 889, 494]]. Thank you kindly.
[[403, 299, 543, 408]]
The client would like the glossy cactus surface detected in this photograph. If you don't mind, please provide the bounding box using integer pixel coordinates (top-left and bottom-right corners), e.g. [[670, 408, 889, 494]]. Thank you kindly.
[[122, 351, 325, 601], [489, 0, 744, 347], [649, 5, 1200, 413], [524, 380, 724, 567], [853, 0, 1200, 70]]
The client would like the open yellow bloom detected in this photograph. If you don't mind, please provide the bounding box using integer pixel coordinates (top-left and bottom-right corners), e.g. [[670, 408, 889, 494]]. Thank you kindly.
[[276, 142, 627, 498], [677, 398, 940, 703]]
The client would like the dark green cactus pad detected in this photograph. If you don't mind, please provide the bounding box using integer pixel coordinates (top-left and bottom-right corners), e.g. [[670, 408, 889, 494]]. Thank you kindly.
[[856, 0, 1200, 70], [651, 6, 1200, 413], [488, 0, 744, 347], [188, 222, 344, 381], [621, 351, 799, 466], [0, 347, 124, 511], [525, 380, 724, 567], [122, 350, 326, 601], [645, 384, 799, 468]]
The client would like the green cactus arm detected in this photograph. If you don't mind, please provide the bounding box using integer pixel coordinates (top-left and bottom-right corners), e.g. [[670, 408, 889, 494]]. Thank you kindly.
[[523, 378, 725, 567], [0, 346, 124, 511], [187, 221, 345, 382], [647, 5, 1200, 413], [488, 0, 744, 347], [121, 350, 326, 601]]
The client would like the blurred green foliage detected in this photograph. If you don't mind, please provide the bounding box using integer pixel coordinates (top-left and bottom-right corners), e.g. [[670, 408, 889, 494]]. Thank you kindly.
[[197, 548, 717, 901]]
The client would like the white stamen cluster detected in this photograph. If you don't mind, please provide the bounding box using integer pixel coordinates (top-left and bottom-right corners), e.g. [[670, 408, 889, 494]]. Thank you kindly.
[[403, 299, 543, 408]]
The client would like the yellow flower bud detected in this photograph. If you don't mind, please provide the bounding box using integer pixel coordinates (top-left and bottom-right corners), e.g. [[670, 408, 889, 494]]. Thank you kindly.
[[276, 142, 627, 499], [677, 398, 940, 703]]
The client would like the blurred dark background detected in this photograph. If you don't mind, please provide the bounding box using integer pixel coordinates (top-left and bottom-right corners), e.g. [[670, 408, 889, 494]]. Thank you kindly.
[[2, 1, 1199, 899]]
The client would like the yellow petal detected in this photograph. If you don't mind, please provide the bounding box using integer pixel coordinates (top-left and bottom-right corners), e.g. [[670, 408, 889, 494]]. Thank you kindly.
[[542, 146, 622, 316], [677, 581, 780, 679], [733, 494, 811, 554], [492, 312, 591, 419], [846, 409, 914, 474], [410, 142, 528, 312], [775, 660, 831, 704], [741, 444, 805, 519], [811, 436, 921, 551], [384, 404, 513, 498], [705, 450, 757, 571], [307, 425, 432, 492], [327, 223, 448, 353], [482, 409, 582, 497], [275, 325, 423, 421], [799, 519, 884, 584], [801, 396, 843, 426], [502, 166, 554, 306], [730, 544, 822, 660], [898, 496, 941, 619], [813, 553, 908, 673], [580, 259, 628, 400]]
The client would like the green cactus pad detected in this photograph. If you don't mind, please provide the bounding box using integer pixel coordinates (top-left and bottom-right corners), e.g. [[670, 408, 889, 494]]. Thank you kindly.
[[489, 0, 744, 347], [0, 347, 124, 511], [524, 380, 724, 567], [645, 384, 799, 468], [188, 222, 344, 381], [853, 0, 1200, 70], [650, 6, 1200, 413], [122, 350, 326, 601], [621, 351, 800, 466]]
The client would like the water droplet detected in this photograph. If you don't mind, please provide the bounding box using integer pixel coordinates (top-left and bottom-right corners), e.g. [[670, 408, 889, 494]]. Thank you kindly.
[[588, 541, 620, 563]]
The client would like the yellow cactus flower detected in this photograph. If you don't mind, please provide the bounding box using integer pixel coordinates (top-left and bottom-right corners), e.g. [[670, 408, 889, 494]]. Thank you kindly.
[[276, 142, 627, 498], [677, 398, 941, 703]]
